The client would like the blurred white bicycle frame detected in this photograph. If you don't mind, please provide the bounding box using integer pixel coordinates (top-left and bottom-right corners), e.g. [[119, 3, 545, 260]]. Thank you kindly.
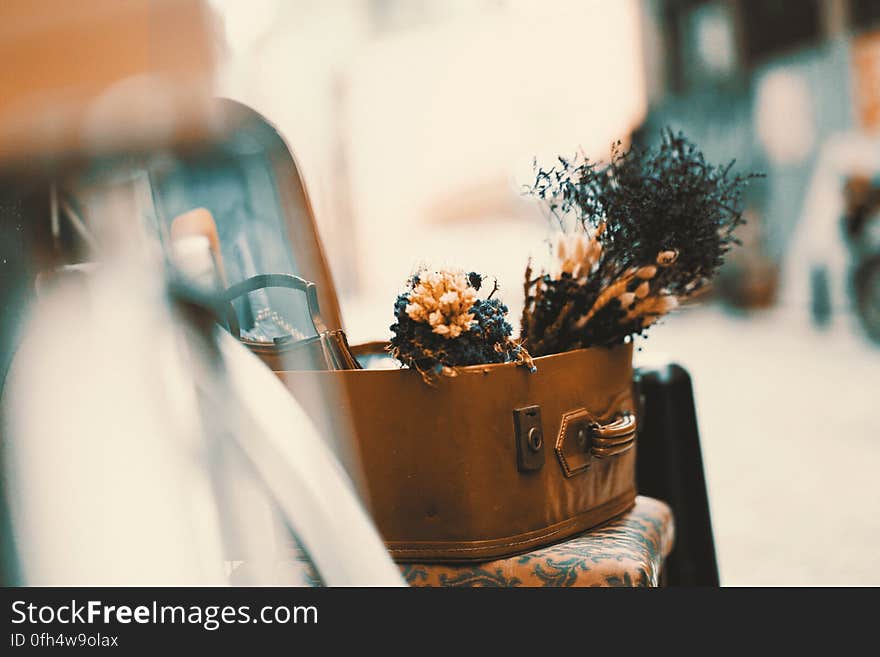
[[2, 252, 404, 586]]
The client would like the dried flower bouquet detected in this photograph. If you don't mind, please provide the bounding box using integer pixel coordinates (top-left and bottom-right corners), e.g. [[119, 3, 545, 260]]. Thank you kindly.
[[389, 269, 532, 379], [522, 130, 759, 356]]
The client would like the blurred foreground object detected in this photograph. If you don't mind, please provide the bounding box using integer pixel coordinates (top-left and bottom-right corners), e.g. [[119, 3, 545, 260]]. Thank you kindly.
[[1, 259, 402, 585], [0, 1, 402, 585], [0, 0, 218, 165], [2, 263, 228, 584]]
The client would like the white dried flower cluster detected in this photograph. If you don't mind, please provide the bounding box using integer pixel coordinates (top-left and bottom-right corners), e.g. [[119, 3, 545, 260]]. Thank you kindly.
[[405, 270, 477, 339], [551, 226, 603, 281]]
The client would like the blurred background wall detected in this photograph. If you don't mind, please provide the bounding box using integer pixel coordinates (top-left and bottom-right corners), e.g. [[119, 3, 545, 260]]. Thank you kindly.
[[209, 0, 647, 330]]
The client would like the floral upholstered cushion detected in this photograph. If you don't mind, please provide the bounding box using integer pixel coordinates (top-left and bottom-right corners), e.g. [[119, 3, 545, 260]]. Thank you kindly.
[[258, 495, 673, 587], [400, 496, 674, 587]]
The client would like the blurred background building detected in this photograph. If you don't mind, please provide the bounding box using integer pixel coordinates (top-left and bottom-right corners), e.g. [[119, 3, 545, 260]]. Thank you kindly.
[[206, 0, 880, 585]]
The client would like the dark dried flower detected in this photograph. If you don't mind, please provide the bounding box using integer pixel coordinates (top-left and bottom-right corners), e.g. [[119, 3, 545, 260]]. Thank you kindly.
[[523, 130, 760, 354]]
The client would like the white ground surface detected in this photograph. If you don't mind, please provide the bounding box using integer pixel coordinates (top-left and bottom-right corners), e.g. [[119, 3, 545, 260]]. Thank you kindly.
[[637, 304, 880, 586]]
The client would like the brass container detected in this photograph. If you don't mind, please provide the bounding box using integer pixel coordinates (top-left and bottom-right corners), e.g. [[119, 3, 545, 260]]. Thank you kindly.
[[278, 342, 637, 562]]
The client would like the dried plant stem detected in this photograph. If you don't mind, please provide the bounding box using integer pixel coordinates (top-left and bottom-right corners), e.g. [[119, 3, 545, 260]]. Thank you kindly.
[[532, 299, 576, 354], [573, 270, 637, 330]]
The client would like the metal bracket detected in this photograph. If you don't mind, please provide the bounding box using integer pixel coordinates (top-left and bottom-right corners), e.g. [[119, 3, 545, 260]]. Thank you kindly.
[[513, 405, 544, 472], [556, 409, 594, 477]]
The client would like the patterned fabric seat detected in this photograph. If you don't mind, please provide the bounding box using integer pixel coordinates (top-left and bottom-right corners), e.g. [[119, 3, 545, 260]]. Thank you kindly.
[[400, 496, 674, 587], [258, 496, 673, 587]]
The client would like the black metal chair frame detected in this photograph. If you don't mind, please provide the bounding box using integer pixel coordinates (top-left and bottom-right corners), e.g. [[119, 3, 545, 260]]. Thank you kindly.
[[635, 364, 720, 586]]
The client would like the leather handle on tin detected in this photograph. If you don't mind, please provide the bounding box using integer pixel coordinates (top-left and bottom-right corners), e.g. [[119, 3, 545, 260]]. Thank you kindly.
[[590, 412, 637, 458], [555, 409, 637, 477]]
